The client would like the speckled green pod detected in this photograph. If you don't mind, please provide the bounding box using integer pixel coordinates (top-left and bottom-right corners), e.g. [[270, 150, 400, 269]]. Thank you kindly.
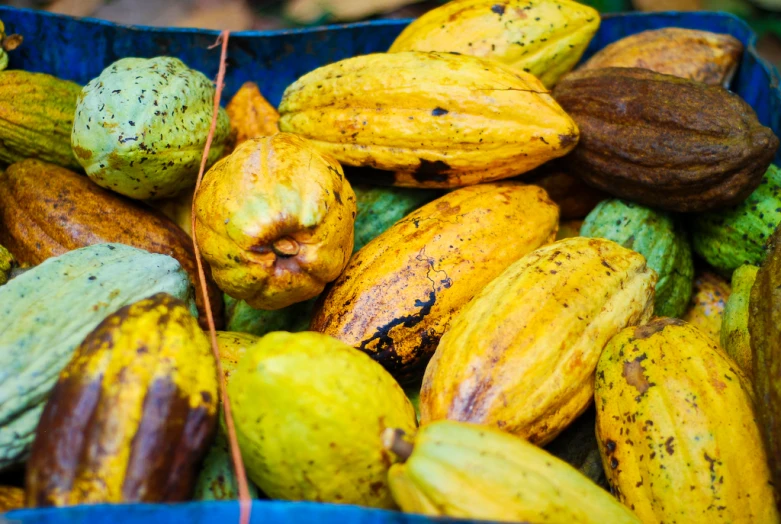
[[581, 199, 693, 318], [0, 243, 194, 471], [690, 165, 781, 274], [0, 244, 13, 285], [722, 264, 759, 378], [193, 424, 261, 501], [71, 57, 230, 200]]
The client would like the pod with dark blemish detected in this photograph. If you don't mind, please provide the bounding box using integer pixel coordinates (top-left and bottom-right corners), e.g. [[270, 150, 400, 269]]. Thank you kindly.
[[595, 317, 777, 523], [25, 293, 218, 507]]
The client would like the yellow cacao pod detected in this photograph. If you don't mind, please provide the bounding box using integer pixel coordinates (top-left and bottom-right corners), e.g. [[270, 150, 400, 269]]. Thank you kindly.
[[278, 51, 578, 188], [225, 81, 280, 153], [311, 182, 559, 383], [389, 0, 600, 88], [0, 485, 24, 512], [578, 28, 742, 86], [595, 318, 778, 523], [194, 133, 356, 310], [682, 270, 730, 344], [421, 237, 656, 444]]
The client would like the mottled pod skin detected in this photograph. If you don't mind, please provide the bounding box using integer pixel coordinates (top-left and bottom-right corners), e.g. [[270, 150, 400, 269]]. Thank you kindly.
[[311, 183, 559, 383], [722, 264, 759, 378], [225, 81, 279, 153], [0, 159, 223, 329], [0, 486, 24, 512], [581, 199, 693, 318], [749, 225, 781, 498], [421, 237, 656, 444], [683, 271, 731, 344], [195, 133, 356, 310], [386, 421, 640, 523], [229, 331, 417, 508], [25, 293, 218, 507], [553, 68, 779, 212], [579, 28, 742, 86], [388, 0, 600, 88], [0, 70, 82, 169], [71, 57, 230, 200], [595, 318, 778, 523], [279, 51, 579, 188]]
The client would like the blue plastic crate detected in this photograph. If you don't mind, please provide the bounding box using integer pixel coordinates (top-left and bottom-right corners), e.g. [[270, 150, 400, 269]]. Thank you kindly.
[[0, 5, 778, 524]]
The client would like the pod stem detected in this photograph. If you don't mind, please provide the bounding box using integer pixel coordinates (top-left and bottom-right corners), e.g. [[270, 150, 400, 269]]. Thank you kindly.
[[272, 237, 300, 257], [383, 428, 414, 462]]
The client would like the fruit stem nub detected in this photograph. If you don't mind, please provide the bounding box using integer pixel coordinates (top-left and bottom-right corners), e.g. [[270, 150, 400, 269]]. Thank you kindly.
[[382, 428, 414, 462], [272, 237, 300, 257]]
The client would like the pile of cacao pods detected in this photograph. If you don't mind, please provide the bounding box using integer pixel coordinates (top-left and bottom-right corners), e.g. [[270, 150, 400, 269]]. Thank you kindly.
[[2, 0, 781, 522]]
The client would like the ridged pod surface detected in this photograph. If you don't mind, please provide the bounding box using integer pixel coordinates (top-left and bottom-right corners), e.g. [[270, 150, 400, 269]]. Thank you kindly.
[[749, 225, 781, 495], [579, 28, 742, 86], [385, 421, 640, 523], [0, 486, 24, 512], [0, 70, 82, 169], [278, 51, 579, 188], [71, 57, 230, 200], [0, 159, 223, 329], [388, 0, 600, 88], [225, 81, 279, 153], [193, 331, 261, 501], [311, 183, 559, 383], [26, 294, 218, 506], [690, 165, 781, 274], [195, 134, 356, 310], [581, 199, 693, 318], [421, 237, 656, 444], [722, 265, 759, 378], [553, 68, 779, 212], [595, 318, 777, 523], [229, 331, 417, 508], [683, 271, 731, 343], [0, 244, 194, 471]]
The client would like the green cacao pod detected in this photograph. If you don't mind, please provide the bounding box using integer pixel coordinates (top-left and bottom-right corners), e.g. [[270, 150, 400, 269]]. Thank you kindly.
[[690, 165, 781, 274], [25, 293, 218, 506], [0, 243, 195, 471], [722, 264, 759, 378], [71, 57, 230, 200], [0, 70, 81, 169], [581, 199, 693, 318], [749, 224, 781, 494]]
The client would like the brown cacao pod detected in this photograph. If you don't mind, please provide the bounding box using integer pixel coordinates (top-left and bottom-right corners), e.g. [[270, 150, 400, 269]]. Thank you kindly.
[[553, 67, 778, 212], [0, 159, 223, 329], [25, 293, 218, 506], [523, 165, 607, 219], [579, 28, 742, 86]]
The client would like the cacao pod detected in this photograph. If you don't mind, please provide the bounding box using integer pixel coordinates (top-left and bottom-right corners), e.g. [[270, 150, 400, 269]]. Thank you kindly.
[[749, 224, 781, 496], [0, 159, 223, 329], [421, 237, 656, 444], [690, 164, 781, 274], [194, 133, 356, 310], [544, 407, 608, 490], [150, 189, 194, 236], [311, 182, 559, 383], [581, 199, 693, 318], [71, 56, 230, 200], [556, 219, 583, 240], [596, 318, 778, 523], [26, 293, 218, 506], [278, 51, 579, 188], [682, 270, 730, 343], [0, 70, 81, 169], [0, 244, 14, 286], [553, 67, 778, 212], [579, 27, 742, 86], [0, 244, 194, 471], [229, 331, 417, 508], [388, 0, 600, 88], [225, 81, 279, 152], [523, 166, 607, 219], [0, 486, 23, 512], [722, 264, 759, 378], [384, 421, 640, 523], [224, 295, 314, 337]]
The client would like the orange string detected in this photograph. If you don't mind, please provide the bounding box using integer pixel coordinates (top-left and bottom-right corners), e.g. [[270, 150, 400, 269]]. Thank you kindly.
[[191, 30, 252, 524]]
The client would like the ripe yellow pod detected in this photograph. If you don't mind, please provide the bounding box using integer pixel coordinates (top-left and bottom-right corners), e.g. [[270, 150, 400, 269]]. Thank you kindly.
[[278, 52, 579, 188], [194, 133, 356, 310], [595, 318, 778, 523], [682, 271, 731, 344], [225, 81, 280, 152], [389, 0, 600, 88], [311, 182, 559, 383], [421, 237, 656, 444]]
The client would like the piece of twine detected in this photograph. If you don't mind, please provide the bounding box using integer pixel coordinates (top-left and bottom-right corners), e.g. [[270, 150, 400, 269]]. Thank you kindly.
[[191, 30, 252, 524]]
